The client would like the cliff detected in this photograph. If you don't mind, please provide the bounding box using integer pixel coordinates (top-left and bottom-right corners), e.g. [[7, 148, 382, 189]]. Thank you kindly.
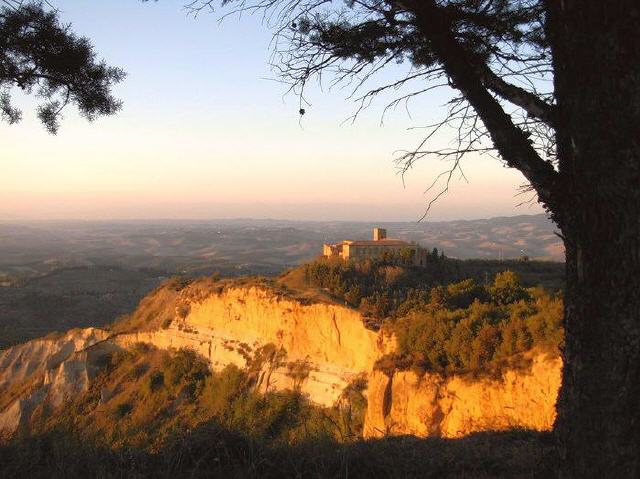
[[116, 284, 396, 407], [364, 353, 561, 438], [0, 328, 116, 434], [0, 278, 561, 440]]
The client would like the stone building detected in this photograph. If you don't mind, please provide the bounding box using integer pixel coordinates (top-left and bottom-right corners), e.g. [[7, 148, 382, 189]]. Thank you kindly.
[[323, 228, 428, 266]]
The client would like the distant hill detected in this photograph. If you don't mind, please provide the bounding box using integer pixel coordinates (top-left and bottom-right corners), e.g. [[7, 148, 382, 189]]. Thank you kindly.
[[0, 214, 563, 349], [314, 214, 563, 262], [0, 214, 562, 283], [0, 266, 161, 349]]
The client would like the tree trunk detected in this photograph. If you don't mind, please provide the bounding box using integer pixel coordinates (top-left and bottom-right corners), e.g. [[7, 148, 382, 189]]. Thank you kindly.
[[546, 1, 640, 476]]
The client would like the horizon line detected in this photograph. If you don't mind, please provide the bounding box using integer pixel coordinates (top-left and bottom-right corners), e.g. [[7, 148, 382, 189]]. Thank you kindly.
[[0, 212, 551, 224]]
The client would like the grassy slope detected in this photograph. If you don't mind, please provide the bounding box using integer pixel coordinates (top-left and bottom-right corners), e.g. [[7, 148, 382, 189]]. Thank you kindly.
[[1, 428, 558, 479]]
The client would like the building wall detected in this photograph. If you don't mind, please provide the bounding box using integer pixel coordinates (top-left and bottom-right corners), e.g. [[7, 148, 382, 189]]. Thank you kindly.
[[323, 230, 428, 267], [346, 244, 417, 262]]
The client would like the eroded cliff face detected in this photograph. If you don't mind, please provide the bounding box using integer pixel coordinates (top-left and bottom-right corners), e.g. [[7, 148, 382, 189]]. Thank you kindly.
[[363, 353, 562, 438], [116, 285, 396, 407], [0, 328, 115, 435], [0, 281, 561, 441], [0, 283, 395, 435]]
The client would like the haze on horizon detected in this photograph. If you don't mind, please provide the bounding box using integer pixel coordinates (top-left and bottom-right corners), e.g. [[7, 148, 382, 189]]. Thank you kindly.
[[0, 0, 544, 222]]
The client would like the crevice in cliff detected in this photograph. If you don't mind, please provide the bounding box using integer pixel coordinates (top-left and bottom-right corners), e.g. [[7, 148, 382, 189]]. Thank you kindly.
[[331, 313, 342, 346], [75, 333, 117, 354], [382, 371, 393, 419], [430, 380, 447, 437]]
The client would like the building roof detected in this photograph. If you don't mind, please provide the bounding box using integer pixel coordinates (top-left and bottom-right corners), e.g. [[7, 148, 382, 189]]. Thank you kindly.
[[343, 239, 413, 246]]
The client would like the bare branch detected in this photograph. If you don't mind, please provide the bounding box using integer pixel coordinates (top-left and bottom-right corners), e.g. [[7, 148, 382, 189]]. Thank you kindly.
[[182, 0, 559, 216], [397, 0, 558, 207]]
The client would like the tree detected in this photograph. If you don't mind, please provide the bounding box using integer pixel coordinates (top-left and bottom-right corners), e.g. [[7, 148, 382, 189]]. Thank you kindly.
[[176, 0, 639, 475], [344, 284, 362, 306], [489, 270, 528, 305], [0, 1, 124, 133]]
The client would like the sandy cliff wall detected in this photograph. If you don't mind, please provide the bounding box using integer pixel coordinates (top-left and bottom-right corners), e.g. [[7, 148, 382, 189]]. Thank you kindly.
[[117, 286, 396, 406], [0, 328, 110, 392], [364, 353, 561, 438], [0, 328, 115, 435], [0, 283, 561, 440]]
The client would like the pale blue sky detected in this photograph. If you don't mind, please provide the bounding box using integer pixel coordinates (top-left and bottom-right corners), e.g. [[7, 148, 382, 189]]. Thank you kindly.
[[0, 0, 543, 221]]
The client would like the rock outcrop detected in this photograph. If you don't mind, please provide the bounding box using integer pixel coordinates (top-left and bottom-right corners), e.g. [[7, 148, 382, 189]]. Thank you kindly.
[[0, 280, 561, 440], [116, 285, 395, 407], [363, 353, 561, 438], [0, 328, 115, 435]]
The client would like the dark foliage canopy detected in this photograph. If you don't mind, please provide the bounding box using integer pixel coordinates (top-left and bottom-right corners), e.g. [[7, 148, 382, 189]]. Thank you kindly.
[[0, 1, 124, 133]]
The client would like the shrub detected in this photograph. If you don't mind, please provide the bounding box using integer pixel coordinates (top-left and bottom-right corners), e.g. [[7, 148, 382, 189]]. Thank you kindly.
[[392, 281, 563, 374], [128, 362, 149, 380], [176, 304, 190, 319], [200, 364, 247, 417], [490, 271, 529, 305], [110, 348, 135, 367], [143, 371, 165, 395], [286, 360, 311, 389], [113, 402, 133, 419], [446, 279, 490, 309], [161, 348, 209, 397]]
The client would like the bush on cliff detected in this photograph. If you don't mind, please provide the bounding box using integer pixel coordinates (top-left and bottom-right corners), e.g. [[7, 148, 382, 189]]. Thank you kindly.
[[285, 257, 563, 374], [294, 256, 562, 323], [36, 346, 366, 452], [388, 274, 563, 374]]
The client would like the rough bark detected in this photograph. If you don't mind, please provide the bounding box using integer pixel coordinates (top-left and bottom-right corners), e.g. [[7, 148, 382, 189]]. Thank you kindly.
[[546, 1, 640, 476], [409, 1, 640, 475]]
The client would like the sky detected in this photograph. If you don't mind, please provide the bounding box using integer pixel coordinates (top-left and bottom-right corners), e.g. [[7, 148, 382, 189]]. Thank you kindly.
[[0, 0, 545, 222]]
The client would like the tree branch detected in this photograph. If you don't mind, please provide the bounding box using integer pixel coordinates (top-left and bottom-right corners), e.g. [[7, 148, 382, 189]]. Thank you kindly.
[[477, 62, 556, 125], [397, 0, 558, 208]]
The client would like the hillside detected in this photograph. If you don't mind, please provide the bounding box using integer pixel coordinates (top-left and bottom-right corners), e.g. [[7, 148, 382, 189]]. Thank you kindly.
[[0, 266, 162, 349], [0, 262, 563, 448], [0, 216, 564, 351]]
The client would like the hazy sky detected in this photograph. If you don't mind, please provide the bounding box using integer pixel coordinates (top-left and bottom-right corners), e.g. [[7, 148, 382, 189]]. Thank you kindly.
[[1, 0, 544, 221]]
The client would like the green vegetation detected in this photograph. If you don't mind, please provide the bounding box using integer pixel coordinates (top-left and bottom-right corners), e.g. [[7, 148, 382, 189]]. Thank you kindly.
[[388, 273, 563, 375], [295, 257, 563, 375], [299, 253, 449, 319], [34, 346, 365, 452], [296, 255, 562, 322]]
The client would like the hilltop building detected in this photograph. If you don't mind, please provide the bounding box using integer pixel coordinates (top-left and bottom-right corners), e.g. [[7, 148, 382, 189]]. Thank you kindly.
[[323, 228, 429, 266]]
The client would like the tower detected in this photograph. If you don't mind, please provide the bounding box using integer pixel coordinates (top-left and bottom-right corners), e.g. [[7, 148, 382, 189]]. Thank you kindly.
[[373, 228, 387, 241]]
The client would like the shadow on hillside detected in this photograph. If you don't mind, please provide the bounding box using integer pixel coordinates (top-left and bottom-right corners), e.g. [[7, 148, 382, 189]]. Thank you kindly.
[[0, 423, 559, 479]]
